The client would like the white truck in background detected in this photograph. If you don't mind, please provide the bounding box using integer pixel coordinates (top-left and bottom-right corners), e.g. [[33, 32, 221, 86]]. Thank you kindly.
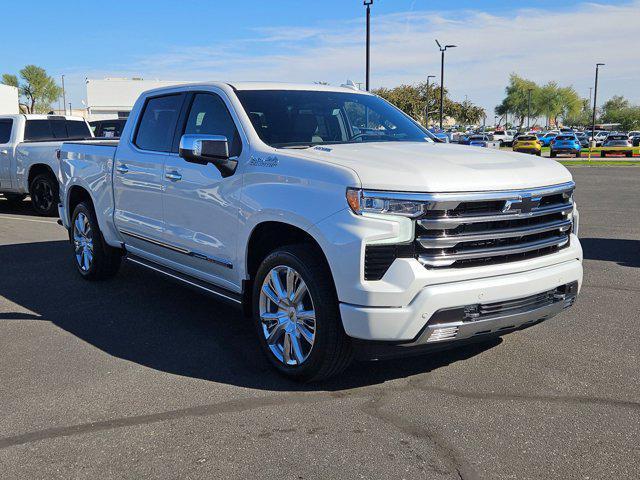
[[58, 82, 583, 381], [0, 114, 92, 215]]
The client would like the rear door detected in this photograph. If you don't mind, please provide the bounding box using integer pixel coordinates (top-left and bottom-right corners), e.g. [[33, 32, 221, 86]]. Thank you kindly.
[[113, 93, 185, 249], [0, 118, 14, 190]]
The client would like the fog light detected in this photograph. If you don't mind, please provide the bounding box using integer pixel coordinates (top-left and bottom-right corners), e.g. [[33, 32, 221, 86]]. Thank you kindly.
[[427, 326, 459, 342]]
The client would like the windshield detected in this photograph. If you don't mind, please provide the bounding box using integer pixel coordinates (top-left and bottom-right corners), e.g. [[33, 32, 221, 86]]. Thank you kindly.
[[235, 89, 435, 148]]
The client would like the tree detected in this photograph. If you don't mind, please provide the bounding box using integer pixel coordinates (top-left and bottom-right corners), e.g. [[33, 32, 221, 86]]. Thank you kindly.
[[600, 96, 640, 131], [495, 74, 540, 128], [373, 82, 484, 127], [1, 65, 62, 113]]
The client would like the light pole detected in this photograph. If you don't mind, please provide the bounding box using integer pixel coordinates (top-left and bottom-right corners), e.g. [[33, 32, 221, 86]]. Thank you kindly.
[[435, 40, 456, 130], [364, 0, 373, 91], [61, 75, 66, 115], [425, 74, 435, 127], [588, 87, 593, 110], [591, 63, 604, 149], [527, 88, 533, 130]]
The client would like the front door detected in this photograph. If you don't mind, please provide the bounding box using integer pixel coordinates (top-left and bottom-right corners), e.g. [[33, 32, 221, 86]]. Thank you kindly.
[[161, 91, 244, 291], [113, 93, 185, 250]]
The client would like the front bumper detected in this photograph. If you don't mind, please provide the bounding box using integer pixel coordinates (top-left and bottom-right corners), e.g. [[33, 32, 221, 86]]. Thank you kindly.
[[340, 258, 582, 342]]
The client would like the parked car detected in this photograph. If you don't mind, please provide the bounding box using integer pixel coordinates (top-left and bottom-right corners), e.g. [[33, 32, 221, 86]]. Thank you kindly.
[[591, 131, 609, 147], [468, 134, 491, 147], [550, 134, 582, 158], [90, 119, 127, 138], [58, 82, 582, 381], [628, 131, 640, 147], [574, 132, 590, 149], [491, 130, 514, 147], [512, 134, 542, 155], [539, 132, 558, 147], [600, 134, 633, 157], [0, 114, 92, 215]]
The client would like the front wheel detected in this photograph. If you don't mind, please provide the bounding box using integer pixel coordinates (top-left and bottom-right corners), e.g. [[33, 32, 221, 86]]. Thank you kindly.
[[29, 173, 59, 216], [70, 202, 122, 280], [252, 245, 352, 382]]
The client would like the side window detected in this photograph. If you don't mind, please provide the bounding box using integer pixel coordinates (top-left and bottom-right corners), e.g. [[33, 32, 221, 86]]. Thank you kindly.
[[65, 120, 91, 139], [0, 119, 12, 143], [134, 94, 183, 152], [184, 93, 242, 157]]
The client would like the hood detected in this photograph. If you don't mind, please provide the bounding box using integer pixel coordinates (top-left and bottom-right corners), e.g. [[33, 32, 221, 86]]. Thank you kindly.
[[296, 142, 572, 192]]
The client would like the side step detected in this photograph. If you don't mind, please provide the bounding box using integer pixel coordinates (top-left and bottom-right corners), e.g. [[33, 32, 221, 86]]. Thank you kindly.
[[126, 254, 242, 306]]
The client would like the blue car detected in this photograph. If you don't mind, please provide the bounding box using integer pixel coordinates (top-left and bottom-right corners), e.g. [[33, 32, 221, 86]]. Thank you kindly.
[[539, 132, 558, 147], [550, 134, 582, 158]]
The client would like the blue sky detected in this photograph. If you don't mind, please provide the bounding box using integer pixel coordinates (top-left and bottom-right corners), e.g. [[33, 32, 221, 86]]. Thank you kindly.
[[3, 0, 639, 113]]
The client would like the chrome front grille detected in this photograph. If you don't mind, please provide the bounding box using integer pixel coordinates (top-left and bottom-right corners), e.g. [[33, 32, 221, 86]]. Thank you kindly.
[[415, 182, 574, 268]]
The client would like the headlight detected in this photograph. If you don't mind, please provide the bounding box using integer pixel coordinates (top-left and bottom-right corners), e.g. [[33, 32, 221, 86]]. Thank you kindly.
[[571, 201, 579, 237], [346, 188, 426, 218]]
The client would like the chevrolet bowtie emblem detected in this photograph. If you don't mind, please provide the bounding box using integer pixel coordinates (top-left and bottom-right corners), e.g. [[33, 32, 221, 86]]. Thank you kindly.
[[503, 195, 541, 214]]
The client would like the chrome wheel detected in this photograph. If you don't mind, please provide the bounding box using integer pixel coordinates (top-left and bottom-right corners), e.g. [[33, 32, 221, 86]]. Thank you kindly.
[[259, 265, 316, 366], [73, 213, 94, 272]]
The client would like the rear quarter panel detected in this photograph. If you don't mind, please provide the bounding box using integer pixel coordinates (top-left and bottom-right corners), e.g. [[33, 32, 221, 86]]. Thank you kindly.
[[15, 141, 62, 193]]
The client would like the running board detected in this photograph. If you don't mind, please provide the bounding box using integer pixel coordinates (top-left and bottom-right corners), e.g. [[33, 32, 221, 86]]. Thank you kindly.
[[125, 254, 242, 306]]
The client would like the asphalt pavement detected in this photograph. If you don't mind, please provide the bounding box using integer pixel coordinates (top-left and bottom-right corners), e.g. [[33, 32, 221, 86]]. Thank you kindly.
[[0, 167, 638, 479]]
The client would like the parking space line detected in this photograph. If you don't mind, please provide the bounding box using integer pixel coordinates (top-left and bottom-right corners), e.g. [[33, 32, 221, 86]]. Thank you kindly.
[[0, 214, 58, 225]]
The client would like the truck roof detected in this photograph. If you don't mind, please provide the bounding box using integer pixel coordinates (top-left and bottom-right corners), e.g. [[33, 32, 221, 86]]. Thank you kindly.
[[139, 81, 371, 97], [0, 114, 87, 121]]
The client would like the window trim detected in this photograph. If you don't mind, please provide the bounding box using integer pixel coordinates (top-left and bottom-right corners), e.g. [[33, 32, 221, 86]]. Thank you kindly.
[[133, 93, 186, 153]]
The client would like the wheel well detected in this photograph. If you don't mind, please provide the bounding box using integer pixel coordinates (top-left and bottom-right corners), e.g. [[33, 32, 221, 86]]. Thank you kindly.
[[27, 164, 56, 187], [67, 186, 93, 220], [242, 221, 331, 316]]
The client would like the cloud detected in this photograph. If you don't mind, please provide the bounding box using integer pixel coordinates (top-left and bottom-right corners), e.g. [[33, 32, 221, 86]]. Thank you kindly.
[[75, 1, 640, 112]]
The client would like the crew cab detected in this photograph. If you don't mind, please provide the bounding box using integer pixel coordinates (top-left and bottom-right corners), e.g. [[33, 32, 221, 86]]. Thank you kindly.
[[0, 114, 92, 215], [58, 82, 583, 381], [491, 129, 515, 147]]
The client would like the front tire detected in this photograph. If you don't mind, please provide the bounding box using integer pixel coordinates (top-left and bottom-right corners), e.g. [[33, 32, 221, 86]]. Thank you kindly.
[[252, 245, 352, 382], [69, 202, 122, 280]]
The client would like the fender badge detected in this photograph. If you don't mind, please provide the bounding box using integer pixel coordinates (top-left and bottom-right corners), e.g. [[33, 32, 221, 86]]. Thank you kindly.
[[249, 155, 279, 167]]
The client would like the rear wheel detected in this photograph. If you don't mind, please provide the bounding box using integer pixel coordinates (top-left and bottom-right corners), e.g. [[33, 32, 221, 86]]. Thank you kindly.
[[625, 151, 633, 158], [600, 151, 606, 158], [536, 150, 542, 156], [252, 245, 352, 382], [70, 202, 122, 280], [29, 173, 58, 216], [575, 151, 581, 158], [550, 150, 556, 158]]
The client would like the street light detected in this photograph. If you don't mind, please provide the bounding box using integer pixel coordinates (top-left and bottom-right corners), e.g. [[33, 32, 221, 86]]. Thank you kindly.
[[61, 75, 66, 115], [527, 88, 533, 130], [435, 39, 456, 130], [590, 63, 605, 149], [364, 0, 373, 91], [425, 74, 435, 127]]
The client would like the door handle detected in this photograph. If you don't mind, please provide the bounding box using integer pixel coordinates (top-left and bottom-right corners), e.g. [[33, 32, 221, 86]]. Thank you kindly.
[[165, 171, 182, 181], [115, 164, 129, 174], [0, 149, 7, 155]]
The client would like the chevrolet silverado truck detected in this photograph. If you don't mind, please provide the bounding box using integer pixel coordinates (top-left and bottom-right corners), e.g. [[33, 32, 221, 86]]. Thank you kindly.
[[0, 114, 92, 215], [58, 82, 583, 381]]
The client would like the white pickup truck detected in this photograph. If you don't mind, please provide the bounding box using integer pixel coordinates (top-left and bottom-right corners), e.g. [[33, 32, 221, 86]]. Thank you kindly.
[[0, 114, 92, 215], [58, 82, 583, 381]]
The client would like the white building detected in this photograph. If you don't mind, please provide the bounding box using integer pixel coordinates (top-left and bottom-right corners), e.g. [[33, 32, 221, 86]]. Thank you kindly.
[[86, 78, 191, 121], [0, 84, 19, 114]]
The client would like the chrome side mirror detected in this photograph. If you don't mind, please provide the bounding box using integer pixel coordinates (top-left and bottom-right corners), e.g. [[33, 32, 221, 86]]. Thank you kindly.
[[179, 134, 237, 177]]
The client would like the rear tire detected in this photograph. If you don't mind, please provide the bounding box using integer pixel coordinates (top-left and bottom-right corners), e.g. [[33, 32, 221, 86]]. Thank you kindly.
[[625, 151, 632, 158], [600, 151, 606, 158], [536, 151, 542, 156], [29, 172, 59, 216], [575, 151, 581, 158], [69, 202, 122, 280], [252, 244, 352, 382], [550, 151, 556, 158]]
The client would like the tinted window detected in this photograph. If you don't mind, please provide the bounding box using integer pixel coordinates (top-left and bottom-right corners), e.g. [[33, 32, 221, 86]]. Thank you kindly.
[[24, 120, 53, 141], [0, 119, 12, 143], [556, 135, 575, 141], [24, 119, 91, 141], [135, 95, 183, 152], [236, 90, 434, 148], [66, 120, 91, 139], [184, 93, 242, 157], [518, 135, 536, 141]]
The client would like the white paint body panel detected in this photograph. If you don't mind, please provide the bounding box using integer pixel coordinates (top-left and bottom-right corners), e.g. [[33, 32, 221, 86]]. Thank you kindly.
[[58, 82, 583, 342]]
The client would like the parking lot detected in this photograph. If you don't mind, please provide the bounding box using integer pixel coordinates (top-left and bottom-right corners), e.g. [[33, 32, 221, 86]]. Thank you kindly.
[[0, 167, 638, 479]]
